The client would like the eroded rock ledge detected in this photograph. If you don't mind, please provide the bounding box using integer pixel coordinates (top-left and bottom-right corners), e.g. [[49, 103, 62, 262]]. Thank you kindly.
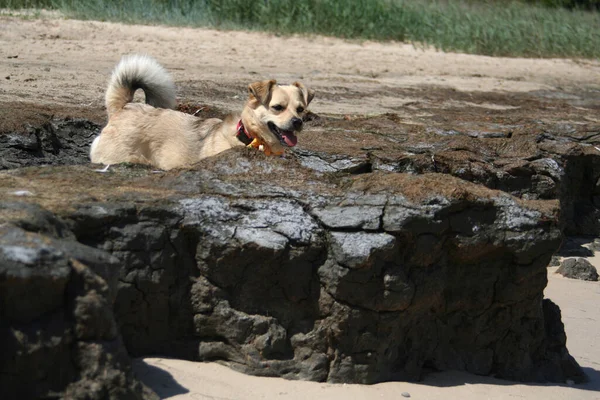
[[0, 149, 585, 396], [0, 215, 156, 400]]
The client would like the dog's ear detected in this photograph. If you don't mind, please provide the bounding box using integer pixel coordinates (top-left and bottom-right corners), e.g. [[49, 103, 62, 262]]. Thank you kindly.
[[293, 82, 315, 106], [248, 79, 277, 106]]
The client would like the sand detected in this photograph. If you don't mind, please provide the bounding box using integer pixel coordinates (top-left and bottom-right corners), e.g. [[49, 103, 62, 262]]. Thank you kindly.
[[2, 11, 600, 116], [1, 11, 600, 399]]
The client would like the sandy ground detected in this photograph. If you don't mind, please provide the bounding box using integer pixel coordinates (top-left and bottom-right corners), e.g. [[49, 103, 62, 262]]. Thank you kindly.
[[2, 11, 600, 400], [1, 12, 600, 116], [135, 267, 600, 400]]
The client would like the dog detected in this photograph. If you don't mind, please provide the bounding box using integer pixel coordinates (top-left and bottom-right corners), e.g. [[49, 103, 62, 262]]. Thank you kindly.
[[90, 54, 314, 170]]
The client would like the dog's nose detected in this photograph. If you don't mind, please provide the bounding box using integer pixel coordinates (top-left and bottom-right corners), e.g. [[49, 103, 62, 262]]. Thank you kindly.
[[292, 117, 303, 130]]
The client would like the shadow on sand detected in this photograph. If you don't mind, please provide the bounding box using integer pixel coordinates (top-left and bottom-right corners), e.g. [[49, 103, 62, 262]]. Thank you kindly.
[[420, 366, 600, 393], [132, 358, 190, 399], [558, 237, 596, 258]]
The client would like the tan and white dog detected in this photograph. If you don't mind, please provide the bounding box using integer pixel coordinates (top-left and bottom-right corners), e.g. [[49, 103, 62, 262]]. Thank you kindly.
[[90, 55, 314, 170]]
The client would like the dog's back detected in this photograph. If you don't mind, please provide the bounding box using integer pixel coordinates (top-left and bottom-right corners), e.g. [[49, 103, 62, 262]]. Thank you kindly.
[[105, 54, 177, 117], [91, 55, 185, 168]]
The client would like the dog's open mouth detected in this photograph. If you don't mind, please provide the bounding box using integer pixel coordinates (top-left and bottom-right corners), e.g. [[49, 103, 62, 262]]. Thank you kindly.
[[268, 122, 298, 147]]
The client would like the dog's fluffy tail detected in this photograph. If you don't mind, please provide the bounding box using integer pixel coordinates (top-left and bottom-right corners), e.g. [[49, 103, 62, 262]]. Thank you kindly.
[[105, 54, 177, 117]]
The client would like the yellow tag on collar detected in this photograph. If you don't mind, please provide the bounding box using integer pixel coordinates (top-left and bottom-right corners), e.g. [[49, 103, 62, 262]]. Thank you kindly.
[[247, 138, 272, 156]]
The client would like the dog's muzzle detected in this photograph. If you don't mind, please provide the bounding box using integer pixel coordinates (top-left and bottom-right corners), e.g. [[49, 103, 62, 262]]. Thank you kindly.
[[268, 121, 299, 147]]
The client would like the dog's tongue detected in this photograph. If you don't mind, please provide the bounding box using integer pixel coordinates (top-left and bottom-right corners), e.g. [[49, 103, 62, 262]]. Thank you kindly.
[[281, 131, 298, 147]]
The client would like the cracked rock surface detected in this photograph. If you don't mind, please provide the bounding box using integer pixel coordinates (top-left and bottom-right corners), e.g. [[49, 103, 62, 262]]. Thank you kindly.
[[3, 88, 600, 392], [0, 146, 585, 387], [0, 217, 156, 400]]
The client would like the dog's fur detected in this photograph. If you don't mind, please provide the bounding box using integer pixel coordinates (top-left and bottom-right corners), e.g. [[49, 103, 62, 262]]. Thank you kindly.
[[90, 55, 314, 170]]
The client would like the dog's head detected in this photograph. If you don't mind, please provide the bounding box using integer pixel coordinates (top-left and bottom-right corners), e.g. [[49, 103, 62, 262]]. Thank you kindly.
[[242, 79, 314, 155]]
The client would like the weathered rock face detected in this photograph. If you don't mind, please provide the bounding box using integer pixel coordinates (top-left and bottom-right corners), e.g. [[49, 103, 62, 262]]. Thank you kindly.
[[0, 147, 585, 386], [2, 95, 598, 390], [296, 116, 600, 236], [0, 205, 156, 400], [2, 102, 600, 234], [0, 117, 99, 170]]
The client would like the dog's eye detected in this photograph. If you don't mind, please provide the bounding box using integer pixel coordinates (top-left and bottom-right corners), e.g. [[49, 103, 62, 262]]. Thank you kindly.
[[272, 105, 284, 111], [297, 107, 305, 113]]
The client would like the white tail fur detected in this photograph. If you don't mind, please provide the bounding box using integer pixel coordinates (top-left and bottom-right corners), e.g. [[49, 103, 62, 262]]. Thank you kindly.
[[105, 54, 176, 117]]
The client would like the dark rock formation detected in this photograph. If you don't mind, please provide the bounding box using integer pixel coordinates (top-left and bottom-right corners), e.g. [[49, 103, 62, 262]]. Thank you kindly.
[[3, 101, 600, 233], [0, 117, 99, 170], [0, 205, 157, 399], [550, 255, 561, 267], [295, 115, 600, 236], [557, 257, 599, 281], [2, 95, 599, 390], [0, 148, 586, 386]]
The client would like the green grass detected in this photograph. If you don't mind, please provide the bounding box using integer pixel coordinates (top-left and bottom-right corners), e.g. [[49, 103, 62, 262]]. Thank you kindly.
[[1, 0, 599, 58]]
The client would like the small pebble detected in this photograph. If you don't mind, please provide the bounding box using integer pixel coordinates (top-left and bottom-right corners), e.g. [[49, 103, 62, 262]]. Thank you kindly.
[[94, 164, 111, 173], [401, 392, 411, 398], [12, 190, 34, 197], [566, 379, 575, 386]]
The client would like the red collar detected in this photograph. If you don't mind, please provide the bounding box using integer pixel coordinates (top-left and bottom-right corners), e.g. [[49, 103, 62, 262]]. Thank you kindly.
[[236, 120, 254, 146]]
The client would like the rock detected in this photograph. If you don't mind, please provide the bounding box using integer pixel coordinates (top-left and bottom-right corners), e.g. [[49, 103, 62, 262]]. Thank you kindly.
[[0, 106, 595, 387], [292, 114, 600, 236], [291, 148, 371, 174], [0, 117, 99, 170], [311, 205, 383, 230], [0, 201, 75, 240], [557, 257, 599, 281], [328, 231, 396, 269], [549, 255, 561, 267], [2, 111, 600, 235], [0, 148, 584, 385], [0, 224, 157, 400]]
